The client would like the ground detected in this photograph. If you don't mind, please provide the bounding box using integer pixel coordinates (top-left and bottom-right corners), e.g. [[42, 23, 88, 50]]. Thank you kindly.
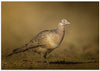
[[2, 51, 99, 70]]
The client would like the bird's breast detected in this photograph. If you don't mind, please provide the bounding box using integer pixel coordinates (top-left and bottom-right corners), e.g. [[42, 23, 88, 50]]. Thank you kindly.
[[46, 32, 64, 49], [46, 35, 57, 48]]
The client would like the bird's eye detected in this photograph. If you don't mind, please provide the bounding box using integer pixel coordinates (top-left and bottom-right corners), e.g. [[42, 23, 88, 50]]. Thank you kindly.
[[62, 19, 66, 21]]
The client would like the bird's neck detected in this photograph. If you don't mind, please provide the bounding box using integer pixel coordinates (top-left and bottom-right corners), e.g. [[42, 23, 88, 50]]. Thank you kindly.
[[56, 23, 65, 34]]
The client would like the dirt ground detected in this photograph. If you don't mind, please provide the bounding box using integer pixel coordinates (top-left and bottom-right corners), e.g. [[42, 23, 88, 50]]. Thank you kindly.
[[2, 52, 99, 69], [1, 2, 99, 70]]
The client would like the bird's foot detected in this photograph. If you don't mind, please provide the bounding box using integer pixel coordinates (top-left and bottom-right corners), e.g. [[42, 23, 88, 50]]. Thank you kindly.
[[40, 61, 49, 65]]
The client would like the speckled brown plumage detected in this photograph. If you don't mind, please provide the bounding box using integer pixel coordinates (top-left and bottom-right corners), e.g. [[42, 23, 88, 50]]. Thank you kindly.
[[7, 19, 70, 63]]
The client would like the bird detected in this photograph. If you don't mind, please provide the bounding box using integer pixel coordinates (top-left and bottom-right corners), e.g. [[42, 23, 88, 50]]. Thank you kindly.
[[7, 19, 71, 64]]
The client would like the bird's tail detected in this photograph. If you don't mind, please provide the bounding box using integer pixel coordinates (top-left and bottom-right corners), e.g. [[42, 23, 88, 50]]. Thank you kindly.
[[7, 46, 29, 57], [7, 53, 15, 57], [7, 44, 40, 57]]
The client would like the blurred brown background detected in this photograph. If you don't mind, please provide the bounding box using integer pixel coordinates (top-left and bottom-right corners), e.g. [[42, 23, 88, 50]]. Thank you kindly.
[[2, 2, 99, 69]]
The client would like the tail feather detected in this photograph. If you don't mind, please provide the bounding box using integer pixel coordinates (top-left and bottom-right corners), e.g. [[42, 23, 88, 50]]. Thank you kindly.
[[7, 53, 14, 57], [7, 47, 27, 57], [7, 45, 42, 57], [13, 47, 26, 53], [12, 45, 42, 53]]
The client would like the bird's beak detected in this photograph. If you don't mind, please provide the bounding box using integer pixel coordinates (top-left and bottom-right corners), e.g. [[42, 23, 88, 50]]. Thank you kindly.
[[65, 21, 71, 25], [61, 19, 71, 25]]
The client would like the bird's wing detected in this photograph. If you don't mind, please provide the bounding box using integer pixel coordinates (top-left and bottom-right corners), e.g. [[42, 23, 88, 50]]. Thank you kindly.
[[13, 30, 50, 53], [7, 30, 56, 57]]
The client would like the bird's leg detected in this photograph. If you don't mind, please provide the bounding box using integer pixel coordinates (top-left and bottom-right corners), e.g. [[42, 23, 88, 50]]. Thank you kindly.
[[44, 53, 49, 65], [40, 53, 44, 65], [44, 57, 49, 65]]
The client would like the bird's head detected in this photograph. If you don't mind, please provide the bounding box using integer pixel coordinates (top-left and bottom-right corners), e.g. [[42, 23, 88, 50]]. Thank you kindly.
[[60, 19, 71, 26]]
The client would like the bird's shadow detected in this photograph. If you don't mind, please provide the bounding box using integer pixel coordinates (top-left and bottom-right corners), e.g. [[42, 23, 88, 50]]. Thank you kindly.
[[49, 61, 84, 64], [37, 60, 92, 64]]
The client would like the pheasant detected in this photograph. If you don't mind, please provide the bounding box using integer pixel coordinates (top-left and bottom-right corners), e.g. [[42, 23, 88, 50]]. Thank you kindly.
[[7, 19, 71, 64]]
